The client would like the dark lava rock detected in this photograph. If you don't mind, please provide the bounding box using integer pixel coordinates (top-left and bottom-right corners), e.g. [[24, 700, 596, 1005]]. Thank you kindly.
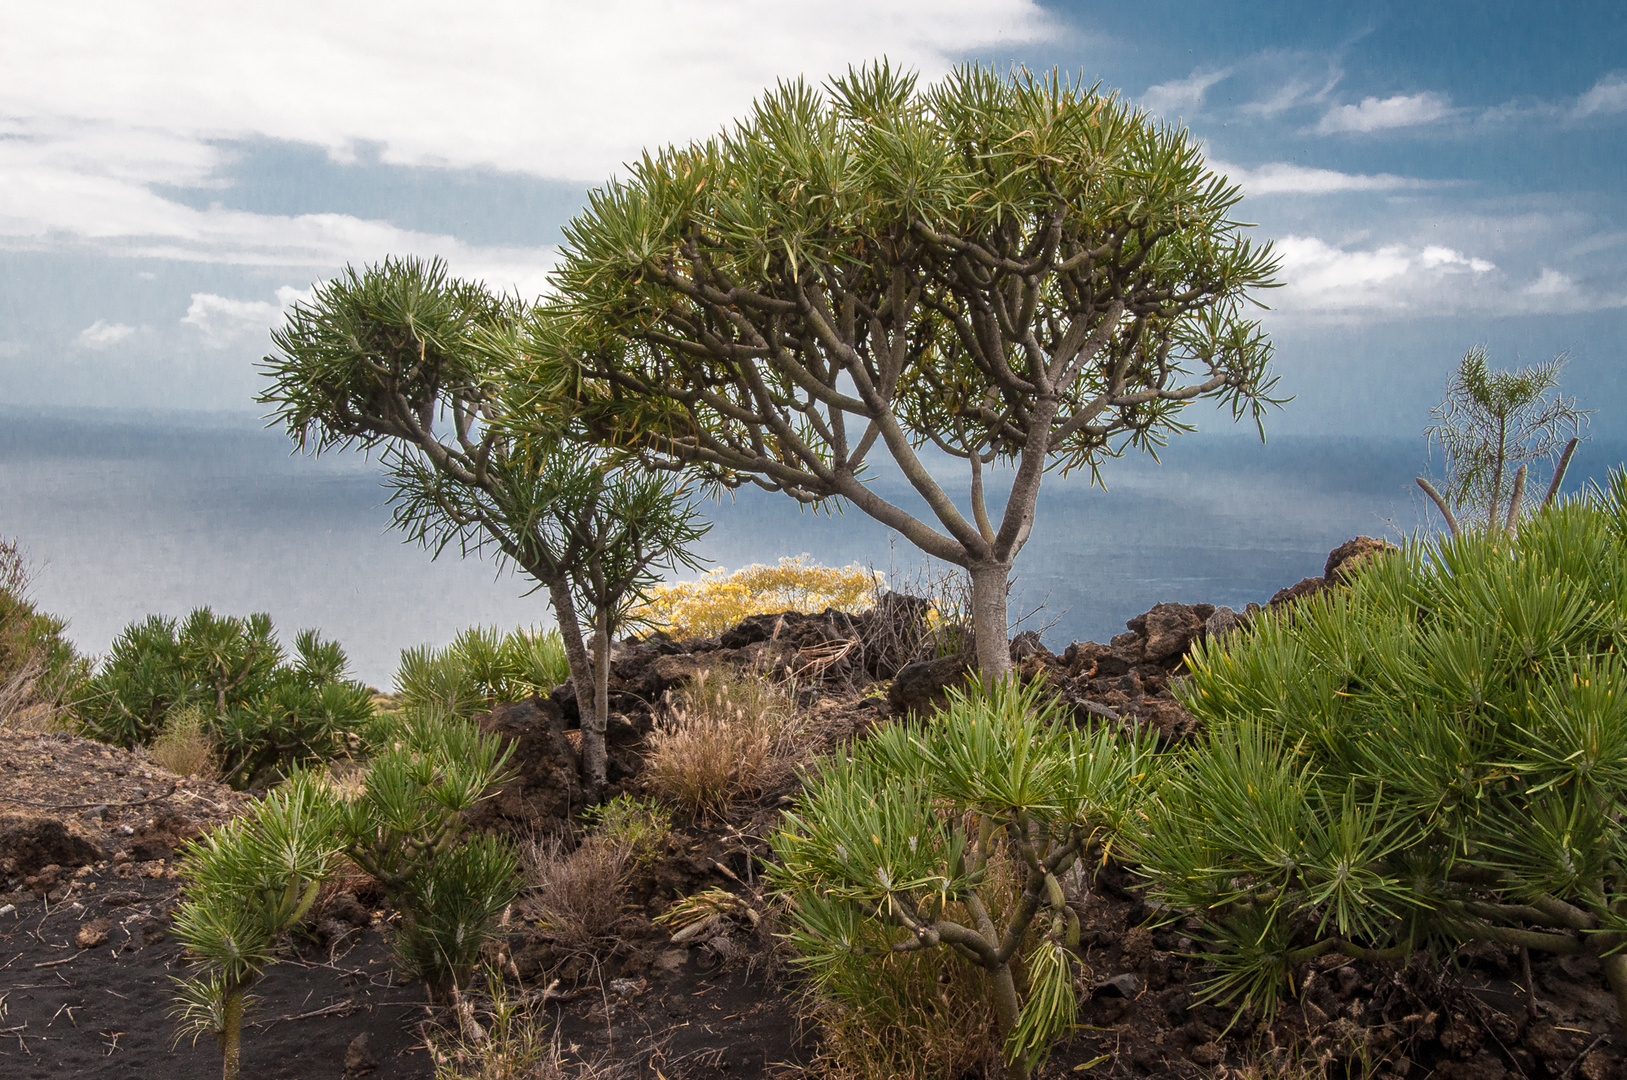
[[0, 814, 104, 878], [469, 695, 580, 832], [1136, 602, 1210, 665], [1325, 535, 1397, 584], [887, 655, 973, 717], [1269, 575, 1327, 608]]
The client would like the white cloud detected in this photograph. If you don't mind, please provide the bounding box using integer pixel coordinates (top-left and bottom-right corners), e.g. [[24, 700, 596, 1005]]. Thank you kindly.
[[77, 320, 138, 349], [1316, 92, 1453, 134], [1142, 67, 1232, 116], [1418, 246, 1494, 273], [1573, 71, 1627, 117], [0, 2, 1052, 183], [1524, 267, 1574, 297], [182, 285, 312, 348], [1212, 160, 1434, 196], [1265, 229, 1625, 321], [0, 340, 23, 358], [0, 2, 1051, 278]]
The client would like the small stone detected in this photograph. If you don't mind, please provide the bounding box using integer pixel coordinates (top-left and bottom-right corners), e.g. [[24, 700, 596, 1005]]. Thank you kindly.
[[76, 918, 112, 948], [1190, 1042, 1224, 1067], [609, 977, 647, 999], [1096, 973, 1139, 998], [343, 1031, 377, 1075]]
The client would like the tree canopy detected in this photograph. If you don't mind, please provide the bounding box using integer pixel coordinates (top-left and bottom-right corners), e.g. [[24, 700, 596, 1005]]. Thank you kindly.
[[519, 62, 1281, 677]]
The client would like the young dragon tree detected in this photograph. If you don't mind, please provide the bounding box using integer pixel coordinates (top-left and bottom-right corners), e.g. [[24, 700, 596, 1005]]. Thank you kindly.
[[171, 770, 340, 1080], [770, 679, 1159, 1079], [260, 257, 707, 791], [518, 62, 1280, 680], [1416, 345, 1588, 536]]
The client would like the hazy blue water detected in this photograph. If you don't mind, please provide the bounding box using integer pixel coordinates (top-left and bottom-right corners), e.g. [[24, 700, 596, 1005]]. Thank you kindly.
[[2, 405, 1617, 688]]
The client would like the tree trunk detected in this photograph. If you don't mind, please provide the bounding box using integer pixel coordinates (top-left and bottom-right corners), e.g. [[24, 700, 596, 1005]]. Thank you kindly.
[[545, 575, 597, 751], [968, 561, 1012, 684], [1600, 949, 1627, 1033], [217, 984, 245, 1080], [582, 608, 610, 794], [988, 960, 1028, 1080]]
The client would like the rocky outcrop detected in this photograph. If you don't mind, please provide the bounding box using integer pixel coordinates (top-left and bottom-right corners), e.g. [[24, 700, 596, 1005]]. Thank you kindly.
[[468, 695, 582, 833], [1267, 536, 1398, 609], [886, 654, 974, 717]]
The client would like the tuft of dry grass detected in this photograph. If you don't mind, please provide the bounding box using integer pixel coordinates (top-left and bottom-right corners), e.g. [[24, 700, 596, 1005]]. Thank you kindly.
[[643, 668, 805, 821], [147, 705, 220, 778], [520, 834, 635, 947], [0, 652, 70, 733], [430, 968, 629, 1080]]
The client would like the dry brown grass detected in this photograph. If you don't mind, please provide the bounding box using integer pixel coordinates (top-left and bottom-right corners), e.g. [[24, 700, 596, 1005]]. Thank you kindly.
[[643, 668, 805, 821], [147, 706, 219, 779], [0, 652, 70, 733], [430, 970, 630, 1080], [519, 834, 635, 947]]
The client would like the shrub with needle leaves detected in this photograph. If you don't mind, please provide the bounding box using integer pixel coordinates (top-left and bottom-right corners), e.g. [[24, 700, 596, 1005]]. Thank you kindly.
[[171, 769, 341, 1080], [1140, 479, 1627, 1025], [770, 678, 1159, 1080], [338, 710, 520, 1004]]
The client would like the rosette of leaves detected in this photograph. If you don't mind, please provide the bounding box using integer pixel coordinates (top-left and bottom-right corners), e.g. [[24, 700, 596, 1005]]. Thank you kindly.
[[338, 710, 518, 1003], [1139, 478, 1627, 1024], [770, 679, 1158, 1080], [171, 770, 340, 1080], [394, 625, 572, 721], [216, 629, 374, 787]]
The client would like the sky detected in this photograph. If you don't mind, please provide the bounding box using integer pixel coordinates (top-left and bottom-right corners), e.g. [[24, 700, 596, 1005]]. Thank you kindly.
[[2, 0, 1623, 431], [1, 1, 1624, 679]]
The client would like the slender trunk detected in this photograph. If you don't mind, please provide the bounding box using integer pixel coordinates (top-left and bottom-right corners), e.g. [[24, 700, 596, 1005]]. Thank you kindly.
[[968, 561, 1012, 684], [1543, 437, 1579, 508], [582, 608, 609, 794], [988, 961, 1027, 1080], [1489, 419, 1507, 531], [218, 984, 245, 1080], [545, 576, 596, 739]]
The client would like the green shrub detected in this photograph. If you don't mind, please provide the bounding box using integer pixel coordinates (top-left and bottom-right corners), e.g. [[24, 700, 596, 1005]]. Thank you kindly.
[[395, 625, 570, 719], [337, 710, 518, 1002], [73, 609, 371, 787], [171, 770, 341, 1080], [1139, 482, 1627, 1024], [0, 537, 90, 731], [770, 679, 1158, 1080]]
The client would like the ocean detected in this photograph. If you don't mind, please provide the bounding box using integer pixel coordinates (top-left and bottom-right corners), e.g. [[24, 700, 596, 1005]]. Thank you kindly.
[[2, 404, 1615, 688]]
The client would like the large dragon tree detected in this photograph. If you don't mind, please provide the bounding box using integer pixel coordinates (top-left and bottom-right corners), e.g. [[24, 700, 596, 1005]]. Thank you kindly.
[[518, 62, 1281, 679]]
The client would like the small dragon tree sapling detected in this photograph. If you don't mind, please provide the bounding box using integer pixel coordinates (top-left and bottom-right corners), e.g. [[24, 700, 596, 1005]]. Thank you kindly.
[[770, 679, 1158, 1079], [337, 710, 518, 1012], [171, 770, 340, 1080], [552, 461, 709, 760], [1416, 345, 1588, 536]]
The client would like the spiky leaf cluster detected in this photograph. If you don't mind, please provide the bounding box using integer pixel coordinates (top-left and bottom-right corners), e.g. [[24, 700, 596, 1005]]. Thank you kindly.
[[771, 678, 1158, 1078], [338, 710, 519, 1001], [74, 608, 371, 787], [1141, 481, 1627, 1020], [170, 770, 341, 1069]]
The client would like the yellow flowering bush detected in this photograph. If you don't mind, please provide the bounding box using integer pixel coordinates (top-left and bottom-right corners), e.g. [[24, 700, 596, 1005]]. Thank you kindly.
[[635, 556, 882, 639]]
